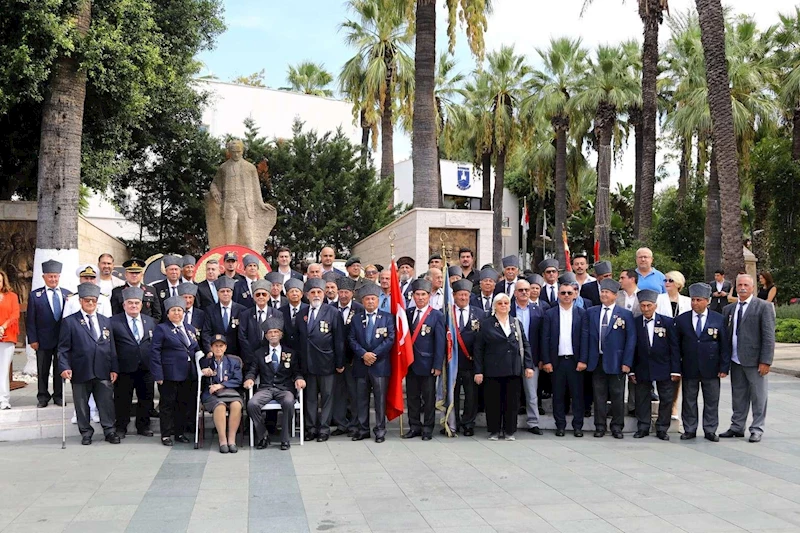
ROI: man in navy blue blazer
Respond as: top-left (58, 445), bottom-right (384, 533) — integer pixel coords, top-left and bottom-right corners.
top-left (629, 290), bottom-right (681, 440)
top-left (451, 279), bottom-right (485, 436)
top-left (111, 286), bottom-right (156, 437)
top-left (238, 280), bottom-right (277, 370)
top-left (233, 254), bottom-right (262, 309)
top-left (403, 279), bottom-right (445, 441)
top-left (510, 279), bottom-right (547, 435)
top-left (280, 279), bottom-right (308, 355)
top-left (349, 284), bottom-right (395, 442)
top-left (58, 283), bottom-right (120, 445)
top-left (470, 268), bottom-right (498, 314)
top-left (27, 259), bottom-right (72, 408)
top-left (542, 281), bottom-right (587, 436)
top-left (675, 283), bottom-right (731, 442)
top-left (332, 277), bottom-right (365, 437)
top-left (201, 276), bottom-right (247, 356)
top-left (179, 283), bottom-right (206, 333)
top-left (581, 278), bottom-right (636, 438)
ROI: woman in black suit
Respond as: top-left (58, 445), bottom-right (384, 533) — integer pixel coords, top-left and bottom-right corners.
top-left (474, 293), bottom-right (534, 441)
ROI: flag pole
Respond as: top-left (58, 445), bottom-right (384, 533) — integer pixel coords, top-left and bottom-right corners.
top-left (389, 230), bottom-right (403, 436)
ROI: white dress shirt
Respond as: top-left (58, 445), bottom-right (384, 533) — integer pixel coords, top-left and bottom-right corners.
top-left (498, 316), bottom-right (511, 336)
top-left (429, 289), bottom-right (444, 310)
top-left (339, 302), bottom-right (352, 323)
top-left (546, 284), bottom-right (558, 303)
top-left (558, 305), bottom-right (574, 356)
top-left (731, 295), bottom-right (754, 365)
top-left (126, 313), bottom-right (142, 342)
top-left (644, 315), bottom-right (655, 346)
top-left (48, 287), bottom-right (62, 315)
top-left (692, 310), bottom-right (707, 335)
top-left (623, 290), bottom-right (638, 312)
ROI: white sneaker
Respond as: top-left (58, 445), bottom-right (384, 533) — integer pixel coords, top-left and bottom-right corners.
top-left (488, 433), bottom-right (499, 441)
top-left (91, 411), bottom-right (100, 423)
top-left (71, 414), bottom-right (77, 424)
top-left (504, 434), bottom-right (516, 442)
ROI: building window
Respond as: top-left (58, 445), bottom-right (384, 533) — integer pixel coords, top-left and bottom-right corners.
top-left (443, 195), bottom-right (481, 210)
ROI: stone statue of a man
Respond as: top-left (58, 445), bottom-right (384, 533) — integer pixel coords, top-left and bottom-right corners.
top-left (206, 139), bottom-right (276, 251)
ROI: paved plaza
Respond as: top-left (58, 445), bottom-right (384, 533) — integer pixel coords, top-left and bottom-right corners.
top-left (1, 373), bottom-right (800, 533)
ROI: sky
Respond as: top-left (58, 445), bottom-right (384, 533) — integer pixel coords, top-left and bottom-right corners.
top-left (197, 0), bottom-right (793, 189)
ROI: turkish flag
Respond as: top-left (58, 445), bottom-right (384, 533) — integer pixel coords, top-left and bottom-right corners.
top-left (387, 261), bottom-right (414, 421)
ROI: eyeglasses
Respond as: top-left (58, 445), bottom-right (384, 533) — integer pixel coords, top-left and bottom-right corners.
top-left (545, 269), bottom-right (558, 274)
top-left (559, 291), bottom-right (574, 296)
top-left (515, 288), bottom-right (530, 292)
top-left (254, 292), bottom-right (269, 297)
top-left (666, 278), bottom-right (675, 283)
top-left (365, 270), bottom-right (378, 275)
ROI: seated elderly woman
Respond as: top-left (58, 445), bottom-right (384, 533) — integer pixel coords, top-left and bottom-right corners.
top-left (200, 334), bottom-right (244, 453)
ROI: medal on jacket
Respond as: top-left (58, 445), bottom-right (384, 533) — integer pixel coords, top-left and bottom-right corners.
top-left (159, 290), bottom-right (166, 299)
top-left (319, 320), bottom-right (329, 333)
top-left (282, 352), bottom-right (292, 368)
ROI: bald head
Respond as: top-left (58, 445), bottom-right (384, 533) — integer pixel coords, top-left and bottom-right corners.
top-left (320, 247), bottom-right (335, 268)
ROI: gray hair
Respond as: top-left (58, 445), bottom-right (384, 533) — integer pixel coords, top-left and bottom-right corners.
top-left (492, 293), bottom-right (511, 313)
top-left (736, 273), bottom-right (754, 285)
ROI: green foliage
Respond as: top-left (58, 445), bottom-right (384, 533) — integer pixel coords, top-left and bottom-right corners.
top-left (651, 185), bottom-right (706, 284)
top-left (771, 266), bottom-right (800, 305)
top-left (775, 318), bottom-right (800, 343)
top-left (606, 247), bottom-right (681, 282)
top-left (776, 304), bottom-right (800, 320)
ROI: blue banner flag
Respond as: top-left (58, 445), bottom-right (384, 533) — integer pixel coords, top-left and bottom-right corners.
top-left (436, 268), bottom-right (459, 437)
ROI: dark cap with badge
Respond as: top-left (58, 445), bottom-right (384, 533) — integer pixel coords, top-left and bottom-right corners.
top-left (210, 333), bottom-right (227, 346)
top-left (42, 259), bottom-right (63, 274)
top-left (345, 257), bottom-right (361, 267)
top-left (123, 258), bottom-right (145, 273)
top-left (224, 251), bottom-right (238, 262)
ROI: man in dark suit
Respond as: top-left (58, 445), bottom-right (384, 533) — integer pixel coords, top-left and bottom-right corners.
top-left (396, 256), bottom-right (416, 304)
top-left (245, 315), bottom-right (306, 450)
top-left (709, 269), bottom-right (732, 314)
top-left (110, 287), bottom-right (156, 437)
top-left (580, 260), bottom-right (612, 308)
top-left (221, 251), bottom-right (246, 282)
top-left (470, 268), bottom-right (498, 314)
top-left (239, 280), bottom-right (278, 365)
top-left (27, 259), bottom-right (72, 407)
top-left (539, 259), bottom-right (560, 307)
top-left (526, 273), bottom-right (552, 414)
top-left (494, 255), bottom-right (520, 297)
top-left (581, 278), bottom-right (636, 439)
top-left (280, 279), bottom-right (308, 354)
top-left (721, 274), bottom-right (775, 443)
top-left (298, 278), bottom-right (345, 441)
top-left (332, 277), bottom-right (364, 437)
top-left (541, 280), bottom-right (586, 436)
top-left (452, 279), bottom-right (485, 436)
top-left (201, 276), bottom-right (247, 356)
top-left (273, 246), bottom-right (304, 286)
top-left (511, 279), bottom-right (547, 435)
top-left (196, 259), bottom-right (220, 310)
top-left (58, 283), bottom-right (120, 445)
top-left (110, 258), bottom-right (161, 322)
top-left (179, 283), bottom-right (206, 332)
top-left (322, 272), bottom-right (340, 306)
top-left (320, 246), bottom-right (346, 277)
top-left (265, 272), bottom-right (289, 308)
top-left (629, 290), bottom-right (681, 440)
top-left (349, 284), bottom-right (395, 442)
top-left (233, 254), bottom-right (262, 308)
top-left (404, 279), bottom-right (445, 441)
top-left (675, 283), bottom-right (731, 442)
top-left (152, 255), bottom-right (183, 319)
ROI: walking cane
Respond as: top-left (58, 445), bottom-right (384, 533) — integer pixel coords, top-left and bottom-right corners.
top-left (61, 378), bottom-right (68, 449)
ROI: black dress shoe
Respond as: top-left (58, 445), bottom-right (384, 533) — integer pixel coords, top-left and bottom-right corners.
top-left (627, 409), bottom-right (636, 416)
top-left (104, 433), bottom-right (121, 444)
top-left (612, 431), bottom-right (624, 439)
top-left (720, 429), bottom-right (744, 438)
top-left (594, 430), bottom-right (605, 438)
top-left (280, 442), bottom-right (290, 450)
top-left (304, 432), bottom-right (317, 441)
top-left (316, 434), bottom-right (329, 442)
top-left (749, 433), bottom-right (762, 443)
top-left (421, 434), bottom-right (432, 441)
top-left (463, 428), bottom-right (474, 437)
top-left (704, 433), bottom-right (719, 442)
top-left (174, 434), bottom-right (190, 444)
top-left (161, 437), bottom-right (173, 446)
top-left (37, 401), bottom-right (48, 408)
top-left (574, 430), bottom-right (583, 437)
top-left (538, 407), bottom-right (545, 415)
top-left (375, 436), bottom-right (385, 443)
top-left (81, 435), bottom-right (92, 445)
top-left (351, 434), bottom-right (367, 441)
top-left (53, 399), bottom-right (63, 406)
top-left (331, 428), bottom-right (348, 436)
top-left (137, 429), bottom-right (154, 437)
top-left (555, 429), bottom-right (565, 437)
top-left (656, 431), bottom-right (669, 441)
top-left (681, 433), bottom-right (696, 440)
top-left (256, 437), bottom-right (270, 449)
top-left (403, 430), bottom-right (421, 439)
top-left (528, 427), bottom-right (543, 435)
top-left (633, 431), bottom-right (649, 438)
top-left (347, 430), bottom-right (358, 438)
top-left (148, 408), bottom-right (159, 418)
top-left (117, 433), bottom-right (126, 439)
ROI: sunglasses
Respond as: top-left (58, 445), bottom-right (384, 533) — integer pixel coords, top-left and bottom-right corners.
top-left (365, 270), bottom-right (378, 275)
top-left (515, 288), bottom-right (530, 292)
top-left (254, 292), bottom-right (269, 297)
top-left (545, 269), bottom-right (558, 274)
top-left (559, 291), bottom-right (574, 295)
top-left (666, 278), bottom-right (675, 283)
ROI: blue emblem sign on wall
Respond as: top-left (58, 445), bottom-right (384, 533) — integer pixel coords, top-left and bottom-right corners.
top-left (456, 166), bottom-right (471, 190)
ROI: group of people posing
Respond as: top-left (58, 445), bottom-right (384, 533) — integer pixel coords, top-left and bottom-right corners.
top-left (19, 244), bottom-right (775, 452)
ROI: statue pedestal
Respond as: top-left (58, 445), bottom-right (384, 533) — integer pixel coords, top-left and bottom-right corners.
top-left (351, 208), bottom-right (494, 267)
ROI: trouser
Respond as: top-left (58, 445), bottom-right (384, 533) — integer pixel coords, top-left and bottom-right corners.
top-left (0, 342), bottom-right (14, 406)
top-left (626, 376), bottom-right (636, 411)
top-left (332, 366), bottom-right (358, 432)
top-left (158, 380), bottom-right (191, 437)
top-left (552, 356), bottom-right (584, 430)
top-left (593, 359), bottom-right (625, 433)
top-left (248, 388), bottom-right (296, 444)
top-left (730, 363), bottom-right (768, 436)
top-left (522, 367), bottom-right (540, 428)
top-left (484, 376), bottom-right (520, 435)
top-left (635, 379), bottom-right (673, 433)
top-left (36, 348), bottom-right (62, 403)
top-left (72, 379), bottom-right (115, 438)
top-left (305, 373), bottom-right (335, 436)
top-left (114, 367), bottom-right (153, 433)
top-left (454, 369), bottom-right (477, 430)
top-left (682, 377), bottom-right (720, 435)
top-left (356, 375), bottom-right (388, 438)
top-left (583, 370), bottom-right (594, 412)
top-left (406, 371), bottom-right (436, 435)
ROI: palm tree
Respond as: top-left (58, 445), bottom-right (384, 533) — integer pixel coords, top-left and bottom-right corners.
top-left (621, 40), bottom-right (644, 219)
top-left (339, 56), bottom-right (379, 165)
top-left (284, 61), bottom-right (334, 96)
top-left (527, 37), bottom-right (589, 268)
top-left (453, 72), bottom-right (495, 211)
top-left (410, 0), bottom-right (490, 208)
top-left (774, 7), bottom-right (800, 159)
top-left (341, 0), bottom-right (414, 181)
top-left (572, 45), bottom-right (639, 256)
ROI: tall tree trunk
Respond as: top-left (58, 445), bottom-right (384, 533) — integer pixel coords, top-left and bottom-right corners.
top-left (637, 0), bottom-right (663, 242)
top-left (696, 0), bottom-right (745, 275)
top-left (35, 0), bottom-right (91, 292)
top-left (380, 71), bottom-right (394, 181)
top-left (360, 108), bottom-right (370, 165)
top-left (594, 103), bottom-right (614, 257)
top-left (704, 146), bottom-right (722, 279)
top-left (752, 169), bottom-right (770, 269)
top-left (630, 106), bottom-right (643, 237)
top-left (696, 130), bottom-right (708, 187)
top-left (436, 146), bottom-right (444, 208)
top-left (553, 116), bottom-right (569, 268)
top-left (412, 0), bottom-right (438, 208)
top-left (493, 146), bottom-right (507, 267)
top-left (793, 106), bottom-right (800, 160)
top-left (481, 150), bottom-right (492, 210)
top-left (677, 136), bottom-right (690, 205)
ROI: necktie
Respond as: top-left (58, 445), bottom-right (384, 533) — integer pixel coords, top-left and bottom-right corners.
top-left (736, 302), bottom-right (747, 334)
top-left (506, 282), bottom-right (512, 295)
top-left (50, 288), bottom-right (61, 320)
top-left (366, 313), bottom-right (375, 339)
top-left (185, 309), bottom-right (192, 326)
top-left (210, 282), bottom-right (218, 303)
top-left (600, 307), bottom-right (610, 353)
top-left (171, 286), bottom-right (177, 298)
top-left (696, 314), bottom-right (704, 337)
top-left (550, 286), bottom-right (556, 303)
top-left (86, 315), bottom-right (99, 340)
top-left (258, 310), bottom-right (264, 324)
top-left (178, 326), bottom-right (190, 347)
top-left (272, 300), bottom-right (278, 309)
top-left (645, 318), bottom-right (653, 346)
top-left (222, 306), bottom-right (229, 330)
top-left (413, 309), bottom-right (421, 327)
top-left (271, 348), bottom-right (279, 372)
top-left (132, 318), bottom-right (141, 342)
top-left (459, 308), bottom-right (466, 329)
top-left (483, 297), bottom-right (490, 312)
top-left (309, 307), bottom-right (318, 329)
top-left (291, 307), bottom-right (298, 324)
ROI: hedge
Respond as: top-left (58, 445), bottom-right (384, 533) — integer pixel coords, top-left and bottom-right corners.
top-left (776, 318), bottom-right (800, 344)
